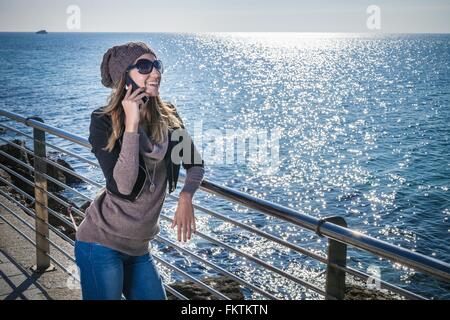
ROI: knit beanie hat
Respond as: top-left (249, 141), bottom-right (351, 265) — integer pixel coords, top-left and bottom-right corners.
top-left (100, 41), bottom-right (157, 88)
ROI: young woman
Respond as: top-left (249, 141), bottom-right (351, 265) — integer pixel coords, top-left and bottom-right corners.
top-left (74, 41), bottom-right (205, 300)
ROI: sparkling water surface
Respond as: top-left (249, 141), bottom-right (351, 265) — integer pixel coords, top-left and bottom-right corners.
top-left (0, 32), bottom-right (449, 299)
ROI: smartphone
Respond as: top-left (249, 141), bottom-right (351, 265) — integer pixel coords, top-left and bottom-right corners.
top-left (125, 73), bottom-right (149, 104)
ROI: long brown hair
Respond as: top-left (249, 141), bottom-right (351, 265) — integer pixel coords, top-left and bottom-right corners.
top-left (96, 72), bottom-right (182, 152)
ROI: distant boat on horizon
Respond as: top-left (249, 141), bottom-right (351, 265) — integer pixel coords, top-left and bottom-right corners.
top-left (36, 30), bottom-right (48, 34)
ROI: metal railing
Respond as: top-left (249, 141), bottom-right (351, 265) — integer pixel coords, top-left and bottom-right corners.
top-left (0, 109), bottom-right (449, 300)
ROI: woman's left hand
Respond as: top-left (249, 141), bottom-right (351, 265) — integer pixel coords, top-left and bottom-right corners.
top-left (171, 192), bottom-right (196, 242)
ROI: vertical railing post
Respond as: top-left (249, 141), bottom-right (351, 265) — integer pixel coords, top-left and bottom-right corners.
top-left (320, 216), bottom-right (348, 300)
top-left (28, 116), bottom-right (54, 273)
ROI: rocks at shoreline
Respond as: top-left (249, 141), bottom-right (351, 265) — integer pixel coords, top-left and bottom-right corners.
top-left (0, 139), bottom-right (83, 192)
top-left (167, 276), bottom-right (245, 300)
top-left (345, 275), bottom-right (403, 300)
top-left (0, 139), bottom-right (86, 239)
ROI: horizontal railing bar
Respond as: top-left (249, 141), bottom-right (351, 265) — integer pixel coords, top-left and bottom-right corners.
top-left (170, 192), bottom-right (422, 298)
top-left (160, 213), bottom-right (326, 296)
top-left (0, 110), bottom-right (91, 149)
top-left (0, 137), bottom-right (103, 188)
top-left (0, 213), bottom-right (78, 293)
top-left (319, 222), bottom-right (450, 282)
top-left (0, 210), bottom-right (75, 296)
top-left (38, 170), bottom-right (92, 202)
top-left (0, 123), bottom-right (35, 139)
top-left (180, 176), bottom-right (450, 282)
top-left (49, 252), bottom-right (188, 300)
top-left (154, 235), bottom-right (279, 300)
top-left (0, 210), bottom-right (74, 287)
top-left (0, 187), bottom-right (76, 245)
top-left (46, 253), bottom-right (78, 282)
top-left (152, 254), bottom-right (231, 300)
top-left (0, 162), bottom-right (86, 219)
top-left (48, 224), bottom-right (75, 247)
top-left (164, 285), bottom-right (189, 300)
top-left (2, 199), bottom-right (85, 276)
top-left (0, 175), bottom-right (78, 233)
top-left (167, 193), bottom-right (328, 264)
top-left (0, 123), bottom-right (100, 168)
top-left (0, 197), bottom-right (76, 262)
top-left (0, 213), bottom-right (37, 249)
top-left (342, 265), bottom-right (427, 300)
top-left (0, 149), bottom-right (92, 202)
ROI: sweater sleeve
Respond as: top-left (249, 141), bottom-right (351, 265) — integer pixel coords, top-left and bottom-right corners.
top-left (180, 165), bottom-right (205, 196)
top-left (88, 110), bottom-right (141, 196)
top-left (112, 132), bottom-right (140, 195)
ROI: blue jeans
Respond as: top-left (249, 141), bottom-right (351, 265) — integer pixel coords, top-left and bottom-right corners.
top-left (74, 240), bottom-right (167, 300)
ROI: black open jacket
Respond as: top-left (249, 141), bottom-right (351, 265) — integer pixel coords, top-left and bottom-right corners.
top-left (88, 105), bottom-right (204, 202)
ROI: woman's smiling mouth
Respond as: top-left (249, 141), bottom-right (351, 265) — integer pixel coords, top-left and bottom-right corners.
top-left (147, 81), bottom-right (159, 88)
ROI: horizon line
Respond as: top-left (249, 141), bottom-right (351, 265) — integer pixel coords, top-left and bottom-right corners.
top-left (1, 31), bottom-right (450, 35)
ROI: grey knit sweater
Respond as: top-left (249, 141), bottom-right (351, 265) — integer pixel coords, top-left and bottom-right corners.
top-left (76, 126), bottom-right (204, 256)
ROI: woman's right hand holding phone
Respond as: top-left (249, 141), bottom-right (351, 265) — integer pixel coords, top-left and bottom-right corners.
top-left (122, 86), bottom-right (149, 132)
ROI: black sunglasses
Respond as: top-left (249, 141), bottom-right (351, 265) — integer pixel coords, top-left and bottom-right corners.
top-left (126, 59), bottom-right (164, 75)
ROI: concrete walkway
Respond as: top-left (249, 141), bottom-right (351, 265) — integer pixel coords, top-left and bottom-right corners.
top-left (0, 193), bottom-right (81, 300)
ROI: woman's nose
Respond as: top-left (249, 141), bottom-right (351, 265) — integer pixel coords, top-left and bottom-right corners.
top-left (152, 65), bottom-right (162, 76)
top-left (145, 68), bottom-right (160, 81)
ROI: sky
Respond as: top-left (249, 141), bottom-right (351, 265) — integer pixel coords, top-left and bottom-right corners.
top-left (0, 0), bottom-right (449, 33)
